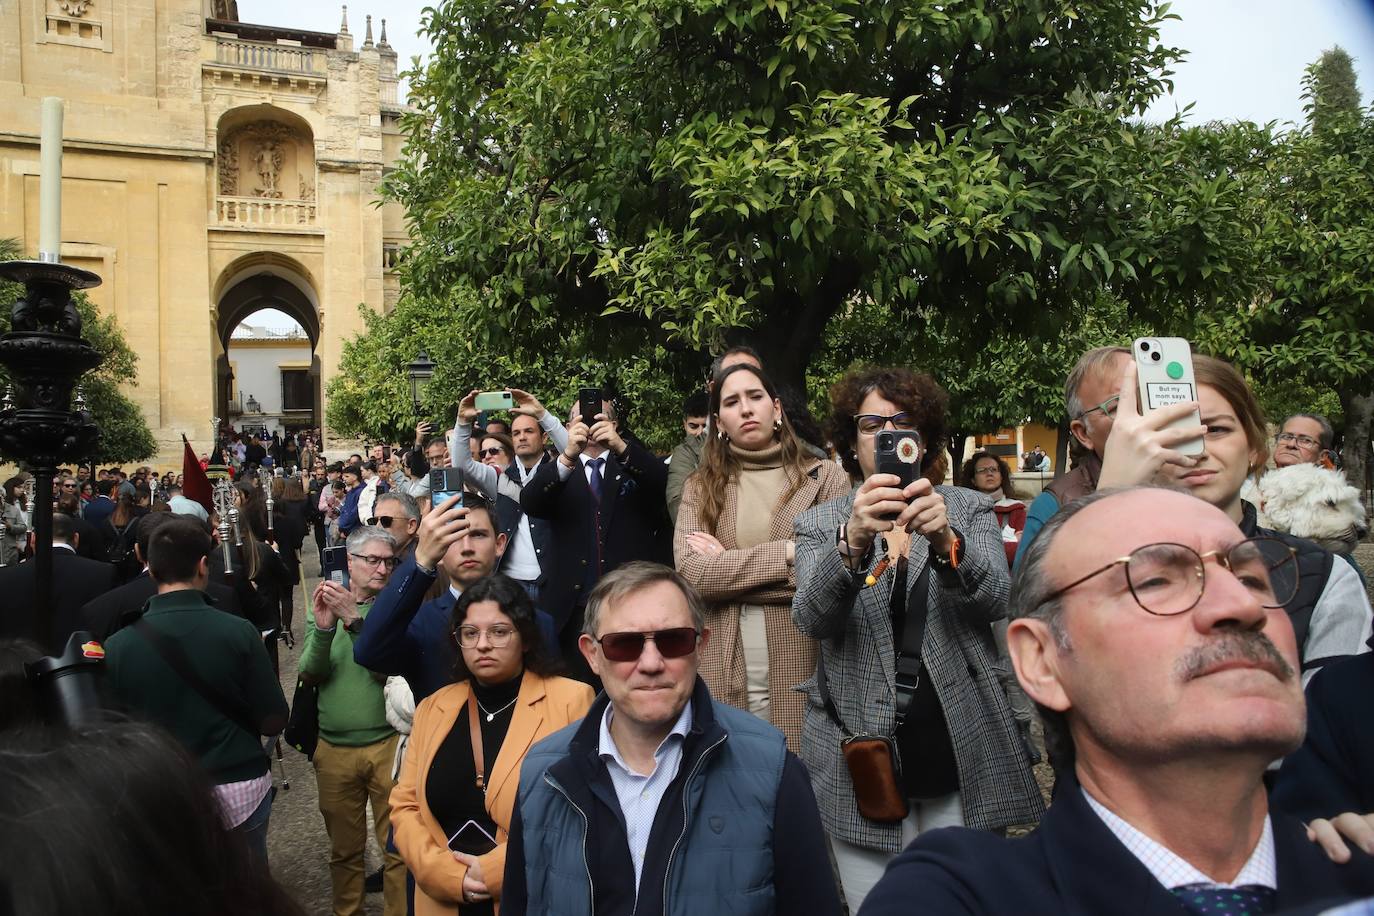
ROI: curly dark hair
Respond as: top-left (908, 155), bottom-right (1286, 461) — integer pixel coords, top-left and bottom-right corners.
top-left (957, 451), bottom-right (1021, 500)
top-left (827, 367), bottom-right (949, 482)
top-left (449, 574), bottom-right (559, 681)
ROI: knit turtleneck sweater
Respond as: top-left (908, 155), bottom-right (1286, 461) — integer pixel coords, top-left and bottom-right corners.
top-left (731, 441), bottom-right (788, 549)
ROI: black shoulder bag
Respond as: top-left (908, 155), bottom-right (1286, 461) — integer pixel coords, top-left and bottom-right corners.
top-left (131, 618), bottom-right (263, 740)
top-left (817, 561), bottom-right (930, 823)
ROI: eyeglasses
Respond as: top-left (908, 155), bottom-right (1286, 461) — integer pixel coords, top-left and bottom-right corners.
top-left (1038, 537), bottom-right (1299, 617)
top-left (366, 515), bottom-right (400, 529)
top-left (61, 483), bottom-right (77, 489)
top-left (853, 413), bottom-right (918, 436)
top-left (349, 553), bottom-right (400, 569)
top-left (1075, 394), bottom-right (1120, 422)
top-left (594, 627), bottom-right (700, 662)
top-left (453, 625), bottom-right (516, 648)
top-left (478, 448), bottom-right (506, 459)
top-left (1276, 432), bottom-right (1320, 450)
top-left (975, 466), bottom-right (1001, 476)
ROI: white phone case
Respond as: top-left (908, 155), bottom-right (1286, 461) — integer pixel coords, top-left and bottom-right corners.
top-left (1133, 337), bottom-right (1204, 456)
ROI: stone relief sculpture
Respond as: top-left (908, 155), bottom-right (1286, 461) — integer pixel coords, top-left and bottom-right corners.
top-left (215, 120), bottom-right (315, 201)
top-left (57, 0), bottom-right (92, 15)
top-left (254, 141), bottom-right (285, 198)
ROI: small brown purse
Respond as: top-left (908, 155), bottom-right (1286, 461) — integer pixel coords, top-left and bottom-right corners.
top-left (816, 561), bottom-right (932, 823)
top-left (840, 734), bottom-right (908, 822)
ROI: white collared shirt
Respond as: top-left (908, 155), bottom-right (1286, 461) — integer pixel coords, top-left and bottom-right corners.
top-left (598, 700), bottom-right (693, 894)
top-left (1082, 789), bottom-right (1277, 890)
top-left (554, 451), bottom-right (609, 487)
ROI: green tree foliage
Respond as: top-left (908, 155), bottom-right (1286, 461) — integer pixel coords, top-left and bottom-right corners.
top-left (325, 293), bottom-right (699, 452)
top-left (0, 240), bottom-right (156, 465)
top-left (386, 0), bottom-right (1264, 396)
top-left (1206, 48), bottom-right (1374, 485)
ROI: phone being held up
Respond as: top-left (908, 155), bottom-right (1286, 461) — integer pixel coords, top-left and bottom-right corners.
top-left (1132, 337), bottom-right (1204, 456)
top-left (322, 546), bottom-right (350, 591)
top-left (578, 387), bottom-right (603, 427)
top-left (874, 430), bottom-right (922, 522)
top-left (430, 467), bottom-right (464, 509)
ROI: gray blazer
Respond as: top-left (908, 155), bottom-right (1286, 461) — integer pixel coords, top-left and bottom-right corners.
top-left (791, 485), bottom-right (1044, 852)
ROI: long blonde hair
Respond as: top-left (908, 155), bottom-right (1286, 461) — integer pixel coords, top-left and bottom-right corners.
top-left (690, 364), bottom-right (811, 533)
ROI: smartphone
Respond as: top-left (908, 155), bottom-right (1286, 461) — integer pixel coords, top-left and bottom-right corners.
top-left (447, 818), bottom-right (498, 855)
top-left (578, 387), bottom-right (603, 425)
top-left (1133, 337), bottom-right (1204, 456)
top-left (429, 467), bottom-right (464, 509)
top-left (874, 430), bottom-right (922, 522)
top-left (322, 546), bottom-right (350, 590)
top-left (382, 445), bottom-right (392, 461)
top-left (475, 390), bottom-right (514, 412)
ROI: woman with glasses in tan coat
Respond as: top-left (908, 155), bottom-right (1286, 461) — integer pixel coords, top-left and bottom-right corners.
top-left (674, 363), bottom-right (850, 752)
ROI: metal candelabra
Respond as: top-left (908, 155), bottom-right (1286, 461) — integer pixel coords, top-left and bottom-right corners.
top-left (0, 259), bottom-right (103, 649)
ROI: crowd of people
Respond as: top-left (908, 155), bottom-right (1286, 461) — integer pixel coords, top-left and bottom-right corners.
top-left (3, 342), bottom-right (1374, 915)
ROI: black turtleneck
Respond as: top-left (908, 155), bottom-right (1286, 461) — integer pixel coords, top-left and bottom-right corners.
top-left (426, 672), bottom-right (524, 845)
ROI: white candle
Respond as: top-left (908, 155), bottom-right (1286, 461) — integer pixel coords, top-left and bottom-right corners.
top-left (39, 96), bottom-right (63, 261)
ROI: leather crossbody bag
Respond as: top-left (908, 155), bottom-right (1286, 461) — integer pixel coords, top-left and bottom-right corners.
top-left (817, 562), bottom-right (930, 823)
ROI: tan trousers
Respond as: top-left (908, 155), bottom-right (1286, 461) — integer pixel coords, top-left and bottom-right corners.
top-left (314, 735), bottom-right (406, 916)
top-left (739, 603), bottom-right (771, 719)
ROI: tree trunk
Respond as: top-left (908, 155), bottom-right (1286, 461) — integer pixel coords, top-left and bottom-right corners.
top-left (1340, 387), bottom-right (1374, 502)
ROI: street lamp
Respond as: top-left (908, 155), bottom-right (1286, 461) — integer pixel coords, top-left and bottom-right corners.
top-left (407, 350), bottom-right (435, 416)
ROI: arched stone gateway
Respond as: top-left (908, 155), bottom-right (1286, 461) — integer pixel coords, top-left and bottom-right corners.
top-left (214, 254), bottom-right (321, 436)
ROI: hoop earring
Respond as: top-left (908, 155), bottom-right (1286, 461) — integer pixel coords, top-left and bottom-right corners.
top-left (773, 418), bottom-right (782, 431)
top-left (718, 429), bottom-right (728, 441)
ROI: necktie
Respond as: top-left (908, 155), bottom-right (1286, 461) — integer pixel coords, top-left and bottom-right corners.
top-left (587, 457), bottom-right (605, 503)
top-left (1172, 884), bottom-right (1275, 916)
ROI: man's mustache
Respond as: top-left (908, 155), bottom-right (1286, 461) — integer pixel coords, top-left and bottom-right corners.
top-left (1176, 630), bottom-right (1296, 683)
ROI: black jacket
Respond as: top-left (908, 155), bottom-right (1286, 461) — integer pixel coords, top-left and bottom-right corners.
top-left (519, 438), bottom-right (671, 631)
top-left (862, 771), bottom-right (1374, 915)
top-left (0, 547), bottom-right (119, 651)
top-left (78, 571), bottom-right (243, 643)
top-left (1272, 638), bottom-right (1374, 822)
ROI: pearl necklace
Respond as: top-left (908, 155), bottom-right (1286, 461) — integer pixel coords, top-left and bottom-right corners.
top-left (476, 696), bottom-right (518, 722)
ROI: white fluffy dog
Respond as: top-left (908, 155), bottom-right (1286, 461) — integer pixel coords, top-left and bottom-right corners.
top-left (1249, 463), bottom-right (1368, 554)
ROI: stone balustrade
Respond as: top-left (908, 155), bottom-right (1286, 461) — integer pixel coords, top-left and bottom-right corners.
top-left (216, 196), bottom-right (317, 227)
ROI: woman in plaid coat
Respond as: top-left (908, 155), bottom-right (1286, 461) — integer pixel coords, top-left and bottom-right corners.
top-left (791, 367), bottom-right (1043, 911)
top-left (674, 363), bottom-right (850, 753)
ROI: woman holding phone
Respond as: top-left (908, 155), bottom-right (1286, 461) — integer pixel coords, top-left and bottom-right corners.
top-left (791, 366), bottom-right (1043, 910)
top-left (1101, 353), bottom-right (1372, 684)
top-left (674, 362), bottom-right (850, 752)
top-left (389, 575), bottom-right (593, 915)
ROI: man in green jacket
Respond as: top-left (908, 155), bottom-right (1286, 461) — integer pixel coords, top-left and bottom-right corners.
top-left (104, 515), bottom-right (288, 867)
top-left (301, 525), bottom-right (405, 916)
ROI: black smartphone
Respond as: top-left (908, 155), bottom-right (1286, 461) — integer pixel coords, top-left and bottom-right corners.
top-left (382, 445), bottom-right (392, 461)
top-left (447, 818), bottom-right (498, 855)
top-left (429, 467), bottom-right (464, 509)
top-left (578, 387), bottom-right (603, 426)
top-left (322, 546), bottom-right (350, 590)
top-left (874, 430), bottom-right (922, 521)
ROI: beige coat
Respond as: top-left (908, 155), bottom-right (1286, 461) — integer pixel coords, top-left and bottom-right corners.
top-left (675, 457), bottom-right (851, 752)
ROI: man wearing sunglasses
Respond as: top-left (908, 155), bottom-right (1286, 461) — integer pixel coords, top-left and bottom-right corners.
top-left (865, 486), bottom-right (1374, 915)
top-left (367, 491), bottom-right (420, 559)
top-left (504, 561), bottom-right (841, 915)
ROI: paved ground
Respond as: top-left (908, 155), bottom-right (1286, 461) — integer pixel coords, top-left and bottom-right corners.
top-left (267, 549), bottom-right (386, 916)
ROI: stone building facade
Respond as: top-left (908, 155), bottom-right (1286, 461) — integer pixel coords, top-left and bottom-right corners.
top-left (0, 0), bottom-right (407, 463)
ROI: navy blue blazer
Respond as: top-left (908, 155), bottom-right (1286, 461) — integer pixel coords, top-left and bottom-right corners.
top-left (860, 773), bottom-right (1374, 916)
top-left (1272, 640), bottom-right (1374, 822)
top-left (352, 554), bottom-right (558, 702)
top-left (519, 437), bottom-right (671, 632)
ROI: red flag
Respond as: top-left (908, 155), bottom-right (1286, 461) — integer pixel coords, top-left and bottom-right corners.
top-left (182, 434), bottom-right (214, 513)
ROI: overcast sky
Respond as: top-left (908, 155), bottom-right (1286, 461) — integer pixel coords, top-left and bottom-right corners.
top-left (236, 0), bottom-right (1374, 330)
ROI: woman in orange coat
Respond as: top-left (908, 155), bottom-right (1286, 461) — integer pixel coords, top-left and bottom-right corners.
top-left (390, 575), bottom-right (593, 915)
